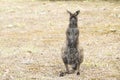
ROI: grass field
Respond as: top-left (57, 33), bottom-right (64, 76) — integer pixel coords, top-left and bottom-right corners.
top-left (0, 0), bottom-right (120, 80)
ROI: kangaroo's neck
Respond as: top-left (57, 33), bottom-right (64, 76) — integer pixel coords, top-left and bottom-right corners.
top-left (69, 22), bottom-right (78, 28)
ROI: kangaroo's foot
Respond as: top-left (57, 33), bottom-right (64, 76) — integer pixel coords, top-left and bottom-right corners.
top-left (77, 71), bottom-right (80, 75)
top-left (59, 71), bottom-right (65, 77)
top-left (59, 70), bottom-right (73, 77)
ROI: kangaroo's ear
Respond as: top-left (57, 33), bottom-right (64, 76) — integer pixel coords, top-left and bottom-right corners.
top-left (74, 10), bottom-right (80, 16)
top-left (67, 10), bottom-right (72, 16)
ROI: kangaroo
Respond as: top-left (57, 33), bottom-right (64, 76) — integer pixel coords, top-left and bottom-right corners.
top-left (60, 10), bottom-right (84, 77)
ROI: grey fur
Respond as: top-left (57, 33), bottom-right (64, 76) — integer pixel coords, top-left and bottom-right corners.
top-left (60, 10), bottom-right (84, 77)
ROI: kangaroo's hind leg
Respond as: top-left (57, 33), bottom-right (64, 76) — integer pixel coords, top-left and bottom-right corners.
top-left (60, 55), bottom-right (69, 77)
top-left (76, 63), bottom-right (80, 75)
top-left (76, 47), bottom-right (84, 75)
top-left (64, 63), bottom-right (75, 74)
top-left (59, 63), bottom-right (69, 77)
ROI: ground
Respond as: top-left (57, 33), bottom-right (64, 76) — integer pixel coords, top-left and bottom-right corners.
top-left (0, 0), bottom-right (120, 80)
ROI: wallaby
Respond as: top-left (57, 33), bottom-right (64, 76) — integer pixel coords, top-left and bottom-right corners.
top-left (60, 10), bottom-right (84, 77)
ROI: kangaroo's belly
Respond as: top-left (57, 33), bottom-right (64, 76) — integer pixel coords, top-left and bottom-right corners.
top-left (66, 48), bottom-right (79, 65)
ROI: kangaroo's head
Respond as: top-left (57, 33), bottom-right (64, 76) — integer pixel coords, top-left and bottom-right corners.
top-left (67, 10), bottom-right (80, 28)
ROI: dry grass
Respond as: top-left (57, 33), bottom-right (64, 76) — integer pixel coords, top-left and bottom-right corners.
top-left (0, 0), bottom-right (120, 80)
